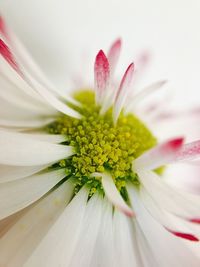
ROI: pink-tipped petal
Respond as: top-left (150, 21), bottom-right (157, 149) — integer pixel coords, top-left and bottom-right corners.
top-left (94, 50), bottom-right (110, 105)
top-left (176, 140), bottom-right (200, 162)
top-left (166, 229), bottom-right (199, 242)
top-left (0, 16), bottom-right (7, 38)
top-left (190, 219), bottom-right (200, 224)
top-left (107, 38), bottom-right (122, 75)
top-left (113, 63), bottom-right (134, 123)
top-left (95, 172), bottom-right (134, 217)
top-left (138, 170), bottom-right (200, 222)
top-left (134, 137), bottom-right (184, 171)
top-left (0, 39), bottom-right (20, 73)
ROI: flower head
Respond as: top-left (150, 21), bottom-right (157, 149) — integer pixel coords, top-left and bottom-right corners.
top-left (0, 16), bottom-right (200, 267)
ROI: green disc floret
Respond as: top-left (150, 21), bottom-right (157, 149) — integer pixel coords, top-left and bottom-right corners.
top-left (47, 90), bottom-right (157, 195)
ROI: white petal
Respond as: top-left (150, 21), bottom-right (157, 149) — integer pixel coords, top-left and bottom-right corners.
top-left (134, 222), bottom-right (160, 267)
top-left (113, 63), bottom-right (134, 123)
top-left (107, 38), bottom-right (121, 76)
top-left (164, 163), bottom-right (200, 194)
top-left (1, 21), bottom-right (78, 104)
top-left (23, 187), bottom-right (89, 267)
top-left (0, 209), bottom-right (26, 238)
top-left (133, 137), bottom-right (184, 171)
top-left (140, 187), bottom-right (200, 240)
top-left (66, 193), bottom-right (104, 267)
top-left (0, 169), bottom-right (67, 220)
top-left (0, 55), bottom-right (47, 104)
top-left (0, 41), bottom-right (80, 119)
top-left (0, 164), bottom-right (48, 183)
top-left (138, 170), bottom-right (200, 220)
top-left (0, 179), bottom-right (74, 267)
top-left (0, 74), bottom-right (54, 115)
top-left (0, 130), bottom-right (73, 166)
top-left (0, 118), bottom-right (54, 128)
top-left (20, 66), bottom-right (81, 119)
top-left (22, 133), bottom-right (66, 143)
top-left (100, 172), bottom-right (134, 217)
top-left (113, 211), bottom-right (143, 267)
top-left (125, 80), bottom-right (167, 113)
top-left (128, 185), bottom-right (200, 266)
top-left (89, 199), bottom-right (114, 267)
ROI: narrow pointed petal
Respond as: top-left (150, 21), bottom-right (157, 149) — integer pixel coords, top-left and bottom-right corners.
top-left (0, 38), bottom-right (80, 119)
top-left (1, 16), bottom-right (79, 105)
top-left (0, 169), bottom-right (67, 220)
top-left (0, 118), bottom-right (54, 128)
top-left (138, 170), bottom-right (200, 220)
top-left (19, 67), bottom-right (81, 118)
top-left (113, 211), bottom-right (143, 267)
top-left (90, 199), bottom-right (114, 267)
top-left (0, 179), bottom-right (74, 267)
top-left (113, 63), bottom-right (134, 123)
top-left (107, 38), bottom-right (122, 76)
top-left (128, 184), bottom-right (200, 266)
top-left (166, 229), bottom-right (199, 242)
top-left (66, 194), bottom-right (104, 267)
top-left (140, 187), bottom-right (200, 240)
top-left (125, 80), bottom-right (167, 113)
top-left (0, 164), bottom-right (48, 183)
top-left (176, 140), bottom-right (200, 162)
top-left (99, 172), bottom-right (134, 217)
top-left (23, 187), bottom-right (89, 267)
top-left (94, 50), bottom-right (110, 104)
top-left (0, 130), bottom-right (73, 166)
top-left (0, 16), bottom-right (7, 38)
top-left (22, 133), bottom-right (66, 143)
top-left (133, 137), bottom-right (184, 171)
top-left (0, 39), bottom-right (20, 73)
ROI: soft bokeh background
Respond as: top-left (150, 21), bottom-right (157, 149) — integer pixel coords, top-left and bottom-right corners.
top-left (0, 0), bottom-right (200, 108)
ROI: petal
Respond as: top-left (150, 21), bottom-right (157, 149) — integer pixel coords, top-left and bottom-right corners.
top-left (21, 133), bottom-right (66, 143)
top-left (107, 38), bottom-right (122, 76)
top-left (164, 163), bottom-right (200, 194)
top-left (0, 18), bottom-right (80, 117)
top-left (0, 130), bottom-right (73, 166)
top-left (140, 187), bottom-right (200, 240)
top-left (113, 63), bottom-right (134, 123)
top-left (138, 170), bottom-right (200, 220)
top-left (67, 194), bottom-right (104, 267)
top-left (0, 17), bottom-right (77, 103)
top-left (133, 137), bottom-right (184, 171)
top-left (94, 50), bottom-right (110, 105)
top-left (0, 118), bottom-right (54, 128)
top-left (0, 38), bottom-right (20, 73)
top-left (89, 199), bottom-right (114, 267)
top-left (176, 140), bottom-right (200, 162)
top-left (113, 211), bottom-right (143, 267)
top-left (0, 169), bottom-right (67, 220)
top-left (23, 187), bottom-right (88, 267)
top-left (125, 80), bottom-right (167, 114)
top-left (0, 179), bottom-right (74, 267)
top-left (99, 172), bottom-right (134, 217)
top-left (128, 185), bottom-right (200, 266)
top-left (0, 164), bottom-right (48, 183)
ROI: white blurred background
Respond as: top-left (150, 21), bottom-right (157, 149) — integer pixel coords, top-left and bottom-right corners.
top-left (0, 0), bottom-right (200, 108)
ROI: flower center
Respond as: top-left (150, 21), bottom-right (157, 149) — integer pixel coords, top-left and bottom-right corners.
top-left (47, 90), bottom-right (157, 195)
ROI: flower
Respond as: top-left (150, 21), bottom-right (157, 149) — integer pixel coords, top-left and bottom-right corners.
top-left (0, 16), bottom-right (200, 267)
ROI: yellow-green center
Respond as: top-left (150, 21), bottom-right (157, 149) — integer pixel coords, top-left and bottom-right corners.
top-left (47, 90), bottom-right (157, 195)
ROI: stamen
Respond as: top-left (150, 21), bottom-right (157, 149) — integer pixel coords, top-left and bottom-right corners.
top-left (47, 90), bottom-right (157, 196)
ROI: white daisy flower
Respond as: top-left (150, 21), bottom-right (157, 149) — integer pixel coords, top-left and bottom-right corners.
top-left (0, 16), bottom-right (200, 267)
